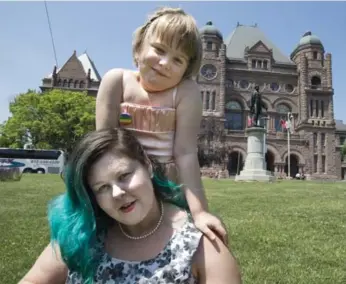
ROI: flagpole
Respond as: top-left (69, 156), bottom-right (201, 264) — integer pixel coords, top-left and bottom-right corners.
top-left (288, 125), bottom-right (291, 178)
top-left (262, 116), bottom-right (269, 169)
top-left (263, 119), bottom-right (266, 155)
top-left (287, 112), bottom-right (291, 178)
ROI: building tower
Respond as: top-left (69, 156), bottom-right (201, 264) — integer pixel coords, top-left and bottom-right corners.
top-left (291, 31), bottom-right (338, 179)
top-left (198, 21), bottom-right (226, 118)
top-left (196, 21), bottom-right (228, 173)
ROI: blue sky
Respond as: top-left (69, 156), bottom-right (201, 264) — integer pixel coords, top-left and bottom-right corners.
top-left (1, 1), bottom-right (345, 124)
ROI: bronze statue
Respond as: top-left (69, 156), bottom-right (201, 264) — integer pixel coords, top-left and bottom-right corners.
top-left (249, 85), bottom-right (267, 127)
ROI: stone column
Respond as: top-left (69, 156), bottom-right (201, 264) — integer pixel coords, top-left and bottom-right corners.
top-left (317, 132), bottom-right (322, 174)
top-left (219, 44), bottom-right (226, 116)
top-left (328, 97), bottom-right (334, 122)
top-left (300, 55), bottom-right (308, 122)
top-left (325, 53), bottom-right (335, 124)
top-left (325, 53), bottom-right (332, 89)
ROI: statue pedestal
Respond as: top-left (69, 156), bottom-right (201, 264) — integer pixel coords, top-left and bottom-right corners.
top-left (235, 127), bottom-right (276, 182)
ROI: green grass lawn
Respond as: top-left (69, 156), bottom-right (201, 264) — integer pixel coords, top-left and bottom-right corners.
top-left (1, 175), bottom-right (345, 284)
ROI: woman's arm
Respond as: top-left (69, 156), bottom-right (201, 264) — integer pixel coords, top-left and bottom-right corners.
top-left (19, 243), bottom-right (68, 284)
top-left (173, 79), bottom-right (208, 213)
top-left (194, 236), bottom-right (242, 284)
top-left (95, 68), bottom-right (124, 130)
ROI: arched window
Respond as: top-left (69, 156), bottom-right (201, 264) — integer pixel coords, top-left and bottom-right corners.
top-left (313, 51), bottom-right (318, 60)
top-left (311, 76), bottom-right (321, 89)
top-left (63, 79), bottom-right (67, 87)
top-left (275, 104), bottom-right (291, 132)
top-left (74, 80), bottom-right (79, 88)
top-left (68, 79), bottom-right (73, 88)
top-left (80, 81), bottom-right (85, 89)
top-left (225, 101), bottom-right (243, 130)
top-left (205, 91), bottom-right (210, 110)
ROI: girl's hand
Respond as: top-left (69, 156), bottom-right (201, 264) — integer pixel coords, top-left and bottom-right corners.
top-left (192, 211), bottom-right (229, 247)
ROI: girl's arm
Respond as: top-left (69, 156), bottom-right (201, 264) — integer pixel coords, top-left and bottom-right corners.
top-left (19, 243), bottom-right (68, 284)
top-left (95, 68), bottom-right (124, 130)
top-left (173, 79), bottom-right (207, 214)
top-left (174, 80), bottom-right (228, 244)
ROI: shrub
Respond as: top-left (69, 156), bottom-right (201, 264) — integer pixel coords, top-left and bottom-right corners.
top-left (0, 167), bottom-right (22, 182)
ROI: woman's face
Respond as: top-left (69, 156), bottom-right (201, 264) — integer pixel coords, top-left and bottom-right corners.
top-left (87, 150), bottom-right (155, 226)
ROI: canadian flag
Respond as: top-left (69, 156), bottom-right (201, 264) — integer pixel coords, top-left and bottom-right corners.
top-left (280, 119), bottom-right (292, 131)
top-left (247, 116), bottom-right (254, 127)
top-left (280, 119), bottom-right (287, 129)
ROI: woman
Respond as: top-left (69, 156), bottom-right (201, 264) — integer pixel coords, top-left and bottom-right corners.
top-left (19, 128), bottom-right (241, 284)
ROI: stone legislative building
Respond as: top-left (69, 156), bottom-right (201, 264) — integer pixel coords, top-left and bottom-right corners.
top-left (40, 23), bottom-right (346, 180)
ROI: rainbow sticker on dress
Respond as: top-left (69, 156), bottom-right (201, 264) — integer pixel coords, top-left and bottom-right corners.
top-left (119, 112), bottom-right (132, 125)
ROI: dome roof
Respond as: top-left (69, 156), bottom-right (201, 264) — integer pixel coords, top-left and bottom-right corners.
top-left (290, 31), bottom-right (324, 60)
top-left (200, 21), bottom-right (223, 39)
top-left (298, 31), bottom-right (323, 46)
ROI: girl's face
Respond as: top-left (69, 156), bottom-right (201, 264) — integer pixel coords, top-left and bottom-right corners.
top-left (136, 35), bottom-right (189, 92)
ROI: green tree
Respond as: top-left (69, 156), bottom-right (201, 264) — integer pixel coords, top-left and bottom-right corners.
top-left (0, 122), bottom-right (9, 146)
top-left (0, 89), bottom-right (96, 152)
top-left (342, 142), bottom-right (346, 161)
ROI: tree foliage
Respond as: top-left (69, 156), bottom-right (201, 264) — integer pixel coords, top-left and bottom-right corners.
top-left (0, 122), bottom-right (7, 146)
top-left (342, 142), bottom-right (346, 161)
top-left (0, 89), bottom-right (96, 152)
top-left (197, 117), bottom-right (228, 168)
top-left (197, 141), bottom-right (228, 168)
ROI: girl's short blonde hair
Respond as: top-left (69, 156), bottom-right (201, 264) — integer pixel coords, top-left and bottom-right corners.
top-left (132, 7), bottom-right (202, 79)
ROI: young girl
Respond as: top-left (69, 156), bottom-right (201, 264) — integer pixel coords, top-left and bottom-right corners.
top-left (96, 7), bottom-right (228, 245)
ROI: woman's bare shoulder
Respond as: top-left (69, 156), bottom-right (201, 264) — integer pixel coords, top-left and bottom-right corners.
top-left (193, 236), bottom-right (242, 284)
top-left (18, 242), bottom-right (68, 284)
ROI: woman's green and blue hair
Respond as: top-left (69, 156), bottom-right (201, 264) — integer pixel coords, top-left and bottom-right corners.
top-left (48, 128), bottom-right (188, 283)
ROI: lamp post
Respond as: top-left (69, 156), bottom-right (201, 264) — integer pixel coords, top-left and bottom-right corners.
top-left (286, 112), bottom-right (293, 178)
top-left (261, 115), bottom-right (270, 169)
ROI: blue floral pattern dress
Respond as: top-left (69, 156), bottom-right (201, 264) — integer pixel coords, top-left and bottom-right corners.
top-left (66, 218), bottom-right (202, 283)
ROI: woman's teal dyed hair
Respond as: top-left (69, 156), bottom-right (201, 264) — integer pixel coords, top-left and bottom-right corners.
top-left (48, 128), bottom-right (188, 283)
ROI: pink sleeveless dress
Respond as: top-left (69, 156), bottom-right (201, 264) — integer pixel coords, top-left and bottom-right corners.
top-left (119, 87), bottom-right (179, 182)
